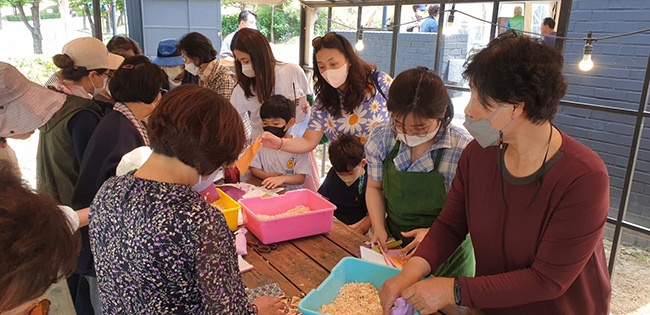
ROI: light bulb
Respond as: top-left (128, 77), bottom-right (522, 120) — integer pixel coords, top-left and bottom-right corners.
top-left (355, 39), bottom-right (365, 51)
top-left (579, 54), bottom-right (593, 71)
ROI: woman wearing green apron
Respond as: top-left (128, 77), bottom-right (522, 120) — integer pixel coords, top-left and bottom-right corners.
top-left (366, 67), bottom-right (475, 278)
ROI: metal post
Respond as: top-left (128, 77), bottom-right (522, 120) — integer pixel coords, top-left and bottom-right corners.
top-left (111, 0), bottom-right (117, 36)
top-left (92, 0), bottom-right (102, 40)
top-left (357, 6), bottom-right (363, 31)
top-left (433, 3), bottom-right (446, 74)
top-left (382, 6), bottom-right (388, 31)
top-left (327, 7), bottom-right (332, 32)
top-left (490, 1), bottom-right (500, 40)
top-left (608, 52), bottom-right (650, 278)
top-left (389, 4), bottom-right (401, 77)
top-left (555, 0), bottom-right (574, 52)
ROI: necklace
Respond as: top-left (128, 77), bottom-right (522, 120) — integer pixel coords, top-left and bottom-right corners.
top-left (499, 124), bottom-right (553, 211)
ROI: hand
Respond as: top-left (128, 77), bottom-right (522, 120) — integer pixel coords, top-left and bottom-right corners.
top-left (402, 277), bottom-right (455, 315)
top-left (370, 227), bottom-right (389, 251)
top-left (261, 176), bottom-right (285, 189)
top-left (301, 103), bottom-right (309, 114)
top-left (260, 132), bottom-right (282, 150)
top-left (400, 228), bottom-right (429, 257)
top-left (252, 295), bottom-right (286, 315)
top-left (350, 216), bottom-right (372, 235)
top-left (379, 273), bottom-right (420, 315)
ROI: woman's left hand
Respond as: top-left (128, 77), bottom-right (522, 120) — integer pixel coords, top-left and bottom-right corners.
top-left (400, 228), bottom-right (429, 256)
top-left (402, 277), bottom-right (455, 315)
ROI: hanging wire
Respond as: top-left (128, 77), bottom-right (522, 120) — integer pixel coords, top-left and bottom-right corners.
top-left (301, 3), bottom-right (650, 44)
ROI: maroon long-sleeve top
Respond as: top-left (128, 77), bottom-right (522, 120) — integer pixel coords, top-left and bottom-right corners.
top-left (416, 130), bottom-right (611, 314)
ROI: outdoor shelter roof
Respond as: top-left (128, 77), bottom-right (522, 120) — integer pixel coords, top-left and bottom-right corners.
top-left (300, 0), bottom-right (553, 8)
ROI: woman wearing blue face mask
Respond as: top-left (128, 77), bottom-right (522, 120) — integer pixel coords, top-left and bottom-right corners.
top-left (380, 33), bottom-right (611, 315)
top-left (365, 67), bottom-right (475, 280)
top-left (89, 85), bottom-right (286, 314)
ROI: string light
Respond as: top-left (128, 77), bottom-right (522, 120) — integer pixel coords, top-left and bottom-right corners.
top-left (355, 27), bottom-right (365, 51)
top-left (447, 4), bottom-right (456, 28)
top-left (579, 31), bottom-right (594, 72)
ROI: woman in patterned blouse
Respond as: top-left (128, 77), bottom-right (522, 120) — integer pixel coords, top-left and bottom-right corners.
top-left (89, 85), bottom-right (285, 314)
top-left (260, 32), bottom-right (391, 151)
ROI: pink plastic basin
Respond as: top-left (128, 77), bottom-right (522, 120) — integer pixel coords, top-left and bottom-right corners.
top-left (240, 189), bottom-right (336, 244)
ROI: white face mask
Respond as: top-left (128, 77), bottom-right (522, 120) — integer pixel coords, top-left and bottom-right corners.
top-left (168, 80), bottom-right (182, 90)
top-left (322, 63), bottom-right (349, 88)
top-left (396, 124), bottom-right (440, 147)
top-left (163, 66), bottom-right (184, 81)
top-left (185, 62), bottom-right (201, 76)
top-left (241, 63), bottom-right (255, 78)
top-left (193, 168), bottom-right (220, 193)
top-left (92, 76), bottom-right (108, 97)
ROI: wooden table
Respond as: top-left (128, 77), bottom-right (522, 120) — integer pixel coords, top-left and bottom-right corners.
top-left (241, 219), bottom-right (480, 315)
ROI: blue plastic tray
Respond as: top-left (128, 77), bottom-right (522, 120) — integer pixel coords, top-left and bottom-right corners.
top-left (298, 257), bottom-right (418, 315)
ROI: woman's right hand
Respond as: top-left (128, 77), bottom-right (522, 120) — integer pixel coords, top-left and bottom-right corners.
top-left (259, 132), bottom-right (282, 150)
top-left (371, 227), bottom-right (389, 251)
top-left (379, 273), bottom-right (418, 315)
top-left (252, 295), bottom-right (285, 315)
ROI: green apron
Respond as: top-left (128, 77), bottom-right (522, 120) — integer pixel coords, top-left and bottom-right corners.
top-left (383, 141), bottom-right (475, 278)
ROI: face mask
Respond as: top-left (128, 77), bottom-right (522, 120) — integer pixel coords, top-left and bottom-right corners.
top-left (92, 76), bottom-right (108, 97)
top-left (263, 125), bottom-right (286, 138)
top-left (242, 63), bottom-right (255, 78)
top-left (185, 62), bottom-right (201, 76)
top-left (395, 124), bottom-right (440, 147)
top-left (338, 167), bottom-right (365, 187)
top-left (322, 63), bottom-right (349, 88)
top-left (463, 106), bottom-right (515, 148)
top-left (193, 168), bottom-right (220, 193)
top-left (163, 66), bottom-right (184, 81)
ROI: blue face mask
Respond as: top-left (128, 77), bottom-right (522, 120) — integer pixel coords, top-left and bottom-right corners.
top-left (463, 105), bottom-right (515, 148)
top-left (193, 168), bottom-right (220, 192)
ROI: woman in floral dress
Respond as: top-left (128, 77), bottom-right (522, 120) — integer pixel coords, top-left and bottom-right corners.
top-left (260, 32), bottom-right (390, 152)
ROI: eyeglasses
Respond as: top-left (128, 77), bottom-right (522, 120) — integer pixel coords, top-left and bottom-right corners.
top-left (312, 32), bottom-right (340, 48)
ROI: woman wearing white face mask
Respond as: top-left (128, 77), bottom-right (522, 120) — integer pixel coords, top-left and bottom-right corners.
top-left (176, 32), bottom-right (235, 100)
top-left (89, 85), bottom-right (286, 315)
top-left (230, 28), bottom-right (313, 141)
top-left (365, 67), bottom-right (475, 280)
top-left (260, 31), bottom-right (390, 153)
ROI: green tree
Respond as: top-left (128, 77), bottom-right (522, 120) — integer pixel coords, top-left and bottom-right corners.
top-left (8, 0), bottom-right (43, 54)
top-left (67, 0), bottom-right (124, 35)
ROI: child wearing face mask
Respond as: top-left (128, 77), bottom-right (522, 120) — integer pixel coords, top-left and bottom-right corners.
top-left (317, 135), bottom-right (371, 235)
top-left (249, 95), bottom-right (311, 190)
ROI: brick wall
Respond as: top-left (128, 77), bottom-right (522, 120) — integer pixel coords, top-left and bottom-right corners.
top-left (335, 31), bottom-right (468, 79)
top-left (558, 0), bottom-right (650, 243)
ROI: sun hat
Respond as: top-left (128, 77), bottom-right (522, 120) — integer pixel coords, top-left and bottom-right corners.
top-left (0, 62), bottom-right (67, 137)
top-left (62, 37), bottom-right (124, 70)
top-left (152, 38), bottom-right (185, 67)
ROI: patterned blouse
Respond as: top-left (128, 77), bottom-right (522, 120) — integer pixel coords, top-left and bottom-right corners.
top-left (89, 173), bottom-right (254, 314)
top-left (200, 59), bottom-right (236, 100)
top-left (309, 71), bottom-right (391, 144)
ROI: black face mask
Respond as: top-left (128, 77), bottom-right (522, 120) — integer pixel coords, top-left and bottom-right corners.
top-left (263, 126), bottom-right (287, 138)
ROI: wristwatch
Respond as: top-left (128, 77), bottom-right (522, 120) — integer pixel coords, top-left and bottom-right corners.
top-left (454, 278), bottom-right (462, 306)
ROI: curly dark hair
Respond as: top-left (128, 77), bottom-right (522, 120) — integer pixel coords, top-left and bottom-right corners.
top-left (463, 32), bottom-right (567, 124)
top-left (109, 56), bottom-right (166, 104)
top-left (328, 134), bottom-right (364, 173)
top-left (312, 32), bottom-right (377, 117)
top-left (177, 32), bottom-right (217, 65)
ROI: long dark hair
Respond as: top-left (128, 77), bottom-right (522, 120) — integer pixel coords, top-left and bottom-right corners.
top-left (312, 32), bottom-right (376, 117)
top-left (231, 28), bottom-right (277, 104)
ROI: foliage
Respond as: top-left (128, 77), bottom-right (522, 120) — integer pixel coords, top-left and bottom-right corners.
top-left (9, 55), bottom-right (58, 85)
top-left (222, 13), bottom-right (238, 37)
top-left (4, 12), bottom-right (59, 20)
top-left (257, 3), bottom-right (302, 43)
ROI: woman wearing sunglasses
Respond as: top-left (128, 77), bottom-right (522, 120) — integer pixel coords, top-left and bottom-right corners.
top-left (365, 67), bottom-right (475, 279)
top-left (260, 32), bottom-right (390, 153)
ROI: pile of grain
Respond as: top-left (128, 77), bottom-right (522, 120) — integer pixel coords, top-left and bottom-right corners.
top-left (318, 282), bottom-right (382, 315)
top-left (257, 205), bottom-right (310, 219)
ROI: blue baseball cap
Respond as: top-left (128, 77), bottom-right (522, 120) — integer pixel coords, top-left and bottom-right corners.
top-left (417, 5), bottom-right (427, 11)
top-left (152, 38), bottom-right (184, 67)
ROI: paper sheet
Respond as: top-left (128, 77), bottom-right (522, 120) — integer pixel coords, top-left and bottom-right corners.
top-left (238, 255), bottom-right (254, 273)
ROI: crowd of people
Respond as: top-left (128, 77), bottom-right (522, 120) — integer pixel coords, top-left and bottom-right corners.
top-left (0, 8), bottom-right (609, 315)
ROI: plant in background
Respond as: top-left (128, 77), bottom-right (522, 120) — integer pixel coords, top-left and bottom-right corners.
top-left (9, 55), bottom-right (58, 85)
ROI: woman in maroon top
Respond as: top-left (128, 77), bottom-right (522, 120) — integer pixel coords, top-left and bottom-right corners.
top-left (379, 32), bottom-right (611, 314)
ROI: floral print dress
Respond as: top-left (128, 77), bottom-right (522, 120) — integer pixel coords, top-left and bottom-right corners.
top-left (309, 71), bottom-right (391, 144)
top-left (89, 173), bottom-right (254, 314)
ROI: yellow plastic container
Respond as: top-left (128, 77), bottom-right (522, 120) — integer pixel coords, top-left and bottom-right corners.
top-left (211, 188), bottom-right (241, 231)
